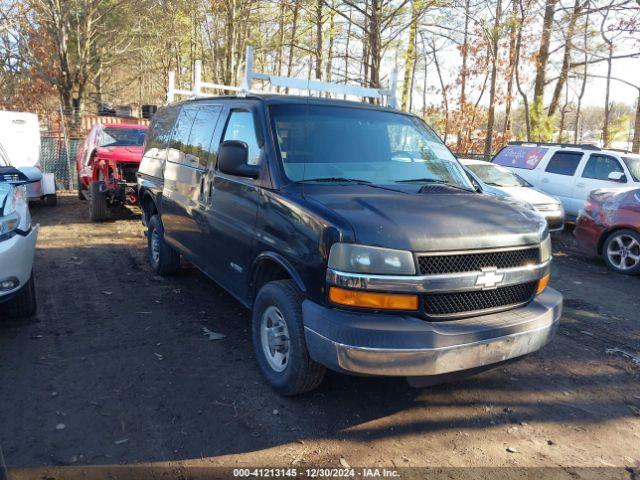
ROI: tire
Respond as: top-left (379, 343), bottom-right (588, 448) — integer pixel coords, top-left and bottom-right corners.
top-left (3, 273), bottom-right (37, 319)
top-left (78, 179), bottom-right (87, 200)
top-left (42, 194), bottom-right (57, 207)
top-left (252, 280), bottom-right (326, 396)
top-left (602, 229), bottom-right (640, 275)
top-left (89, 181), bottom-right (108, 222)
top-left (147, 215), bottom-right (180, 275)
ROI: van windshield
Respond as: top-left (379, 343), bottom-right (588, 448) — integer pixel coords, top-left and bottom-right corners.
top-left (270, 104), bottom-right (472, 189)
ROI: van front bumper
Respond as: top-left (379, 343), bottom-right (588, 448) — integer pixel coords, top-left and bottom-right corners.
top-left (302, 287), bottom-right (562, 377)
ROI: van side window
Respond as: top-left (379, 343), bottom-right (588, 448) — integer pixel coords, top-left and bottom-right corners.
top-left (582, 154), bottom-right (624, 181)
top-left (186, 106), bottom-right (222, 169)
top-left (222, 111), bottom-right (261, 166)
top-left (146, 106), bottom-right (180, 152)
top-left (545, 151), bottom-right (582, 176)
top-left (169, 106), bottom-right (198, 158)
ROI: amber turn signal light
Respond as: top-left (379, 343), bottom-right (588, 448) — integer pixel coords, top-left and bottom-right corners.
top-left (329, 287), bottom-right (419, 311)
top-left (536, 274), bottom-right (550, 294)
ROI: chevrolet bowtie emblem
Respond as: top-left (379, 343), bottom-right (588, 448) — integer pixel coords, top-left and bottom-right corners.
top-left (476, 268), bottom-right (504, 289)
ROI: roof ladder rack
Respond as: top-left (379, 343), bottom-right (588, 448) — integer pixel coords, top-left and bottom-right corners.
top-left (167, 45), bottom-right (398, 108)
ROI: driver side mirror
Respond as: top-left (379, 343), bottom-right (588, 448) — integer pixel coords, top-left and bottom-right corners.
top-left (218, 140), bottom-right (259, 179)
top-left (607, 171), bottom-right (626, 183)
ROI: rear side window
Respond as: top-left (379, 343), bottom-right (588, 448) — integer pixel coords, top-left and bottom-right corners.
top-left (186, 106), bottom-right (222, 169)
top-left (169, 106), bottom-right (199, 154)
top-left (493, 145), bottom-right (548, 170)
top-left (146, 106), bottom-right (180, 152)
top-left (582, 154), bottom-right (623, 180)
top-left (545, 151), bottom-right (582, 176)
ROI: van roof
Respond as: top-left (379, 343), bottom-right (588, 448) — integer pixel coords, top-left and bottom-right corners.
top-left (175, 94), bottom-right (403, 113)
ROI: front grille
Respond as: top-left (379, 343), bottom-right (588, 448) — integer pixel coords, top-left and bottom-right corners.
top-left (423, 281), bottom-right (537, 318)
top-left (119, 164), bottom-right (139, 184)
top-left (417, 247), bottom-right (540, 275)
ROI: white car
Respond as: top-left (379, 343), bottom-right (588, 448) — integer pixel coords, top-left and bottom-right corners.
top-left (0, 143), bottom-right (41, 318)
top-left (492, 142), bottom-right (640, 218)
top-left (461, 158), bottom-right (565, 232)
top-left (0, 111), bottom-right (57, 206)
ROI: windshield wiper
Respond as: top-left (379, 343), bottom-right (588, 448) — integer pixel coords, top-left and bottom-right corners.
top-left (394, 178), bottom-right (473, 192)
top-left (295, 177), bottom-right (372, 184)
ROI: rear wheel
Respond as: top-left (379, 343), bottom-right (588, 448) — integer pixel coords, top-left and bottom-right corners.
top-left (89, 181), bottom-right (108, 222)
top-left (42, 194), bottom-right (57, 206)
top-left (3, 273), bottom-right (37, 319)
top-left (602, 229), bottom-right (640, 275)
top-left (147, 215), bottom-right (180, 275)
top-left (252, 280), bottom-right (326, 396)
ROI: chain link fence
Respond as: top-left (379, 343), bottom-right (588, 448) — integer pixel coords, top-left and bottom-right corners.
top-left (40, 137), bottom-right (81, 189)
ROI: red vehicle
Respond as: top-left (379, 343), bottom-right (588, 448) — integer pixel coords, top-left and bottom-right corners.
top-left (574, 187), bottom-right (640, 275)
top-left (76, 123), bottom-right (148, 221)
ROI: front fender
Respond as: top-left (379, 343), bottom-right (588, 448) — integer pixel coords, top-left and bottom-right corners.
top-left (251, 251), bottom-right (306, 294)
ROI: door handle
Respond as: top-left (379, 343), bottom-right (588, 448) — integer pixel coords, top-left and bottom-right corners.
top-left (576, 182), bottom-right (585, 188)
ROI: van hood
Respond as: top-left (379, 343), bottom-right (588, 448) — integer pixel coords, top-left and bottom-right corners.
top-left (95, 145), bottom-right (143, 163)
top-left (301, 184), bottom-right (547, 252)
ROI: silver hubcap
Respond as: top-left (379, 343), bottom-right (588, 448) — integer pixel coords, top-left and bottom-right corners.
top-left (151, 229), bottom-right (161, 264)
top-left (260, 305), bottom-right (290, 372)
top-left (607, 234), bottom-right (640, 270)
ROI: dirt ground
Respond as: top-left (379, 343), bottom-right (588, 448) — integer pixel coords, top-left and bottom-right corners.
top-left (1, 192), bottom-right (640, 476)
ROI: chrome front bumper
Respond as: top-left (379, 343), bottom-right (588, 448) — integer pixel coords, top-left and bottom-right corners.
top-left (303, 288), bottom-right (562, 377)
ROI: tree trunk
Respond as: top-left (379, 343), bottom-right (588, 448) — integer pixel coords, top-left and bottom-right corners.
top-left (503, 0), bottom-right (517, 137)
top-left (368, 0), bottom-right (382, 88)
top-left (286, 0), bottom-right (300, 93)
top-left (456, 0), bottom-right (470, 151)
top-left (314, 0), bottom-right (323, 80)
top-left (548, 0), bottom-right (581, 117)
top-left (401, 0), bottom-right (419, 110)
top-left (574, 14), bottom-right (589, 144)
top-left (325, 7), bottom-right (335, 83)
top-left (531, 0), bottom-right (558, 132)
top-left (515, 0), bottom-right (531, 141)
top-left (432, 43), bottom-right (448, 143)
top-left (484, 0), bottom-right (502, 157)
top-left (603, 43), bottom-right (613, 147)
top-left (632, 91), bottom-right (640, 153)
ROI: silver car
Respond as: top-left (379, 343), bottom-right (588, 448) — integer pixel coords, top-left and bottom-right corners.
top-left (461, 158), bottom-right (565, 231)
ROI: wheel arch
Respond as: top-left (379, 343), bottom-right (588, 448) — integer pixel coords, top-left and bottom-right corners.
top-left (140, 190), bottom-right (159, 226)
top-left (597, 225), bottom-right (639, 254)
top-left (250, 252), bottom-right (306, 303)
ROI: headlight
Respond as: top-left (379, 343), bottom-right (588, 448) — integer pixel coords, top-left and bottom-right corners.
top-left (0, 212), bottom-right (20, 240)
top-left (328, 243), bottom-right (416, 275)
top-left (540, 235), bottom-right (552, 262)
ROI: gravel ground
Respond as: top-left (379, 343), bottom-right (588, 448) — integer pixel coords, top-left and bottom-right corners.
top-left (1, 193), bottom-right (639, 476)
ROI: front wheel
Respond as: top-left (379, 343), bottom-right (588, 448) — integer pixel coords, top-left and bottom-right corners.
top-left (147, 215), bottom-right (180, 275)
top-left (89, 181), bottom-right (108, 222)
top-left (3, 273), bottom-right (37, 319)
top-left (602, 229), bottom-right (640, 275)
top-left (252, 280), bottom-right (326, 396)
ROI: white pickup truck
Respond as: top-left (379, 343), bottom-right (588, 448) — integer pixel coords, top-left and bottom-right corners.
top-left (492, 142), bottom-right (640, 218)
